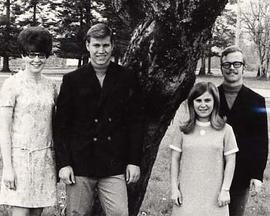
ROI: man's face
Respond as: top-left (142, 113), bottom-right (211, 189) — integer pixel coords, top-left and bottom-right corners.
top-left (86, 36), bottom-right (113, 69)
top-left (221, 51), bottom-right (244, 85)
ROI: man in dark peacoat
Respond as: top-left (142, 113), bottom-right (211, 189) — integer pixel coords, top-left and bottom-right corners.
top-left (161, 45), bottom-right (268, 216)
top-left (218, 45), bottom-right (268, 216)
top-left (54, 23), bottom-right (144, 216)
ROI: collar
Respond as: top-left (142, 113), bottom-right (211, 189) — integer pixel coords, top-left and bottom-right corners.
top-left (196, 121), bottom-right (211, 127)
top-left (222, 83), bottom-right (243, 93)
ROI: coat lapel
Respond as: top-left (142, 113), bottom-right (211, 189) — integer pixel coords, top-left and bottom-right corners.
top-left (81, 63), bottom-right (102, 95)
top-left (219, 84), bottom-right (246, 115)
top-left (219, 86), bottom-right (229, 117)
top-left (98, 62), bottom-right (119, 107)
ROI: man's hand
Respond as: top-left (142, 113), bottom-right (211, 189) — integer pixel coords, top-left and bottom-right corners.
top-left (126, 164), bottom-right (140, 184)
top-left (250, 179), bottom-right (262, 195)
top-left (2, 166), bottom-right (16, 190)
top-left (59, 166), bottom-right (75, 185)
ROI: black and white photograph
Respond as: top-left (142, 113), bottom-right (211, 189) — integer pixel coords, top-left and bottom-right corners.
top-left (0, 0), bottom-right (269, 215)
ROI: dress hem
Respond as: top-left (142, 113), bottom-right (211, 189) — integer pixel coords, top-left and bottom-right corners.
top-left (0, 201), bottom-right (57, 208)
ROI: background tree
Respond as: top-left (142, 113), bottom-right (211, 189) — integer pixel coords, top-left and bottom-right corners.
top-left (0, 0), bottom-right (21, 72)
top-left (91, 0), bottom-right (230, 215)
top-left (212, 6), bottom-right (236, 51)
top-left (0, 0), bottom-right (59, 72)
top-left (198, 5), bottom-right (236, 75)
top-left (52, 0), bottom-right (96, 66)
top-left (241, 0), bottom-right (270, 78)
top-left (20, 0), bottom-right (57, 27)
top-left (53, 0), bottom-right (132, 66)
top-left (97, 0), bottom-right (133, 63)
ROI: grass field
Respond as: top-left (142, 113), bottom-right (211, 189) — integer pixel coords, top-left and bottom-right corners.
top-left (0, 74), bottom-right (270, 215)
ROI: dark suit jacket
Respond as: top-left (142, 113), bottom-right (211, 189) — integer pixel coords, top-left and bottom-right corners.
top-left (54, 62), bottom-right (144, 178)
top-left (218, 85), bottom-right (268, 191)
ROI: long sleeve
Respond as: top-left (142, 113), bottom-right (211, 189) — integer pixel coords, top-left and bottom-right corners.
top-left (126, 71), bottom-right (144, 166)
top-left (250, 97), bottom-right (269, 181)
top-left (53, 75), bottom-right (73, 170)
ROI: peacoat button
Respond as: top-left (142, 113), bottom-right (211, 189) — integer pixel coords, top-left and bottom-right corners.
top-left (93, 137), bottom-right (98, 142)
top-left (94, 118), bottom-right (98, 123)
top-left (107, 136), bottom-right (112, 141)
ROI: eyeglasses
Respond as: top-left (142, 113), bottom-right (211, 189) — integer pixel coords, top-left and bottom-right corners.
top-left (27, 52), bottom-right (47, 59)
top-left (221, 61), bottom-right (244, 69)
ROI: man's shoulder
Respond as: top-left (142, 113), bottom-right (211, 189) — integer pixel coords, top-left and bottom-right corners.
top-left (218, 84), bottom-right (264, 101)
top-left (109, 61), bottom-right (128, 74)
top-left (242, 85), bottom-right (265, 101)
top-left (63, 63), bottom-right (91, 79)
top-left (110, 62), bottom-right (137, 80)
top-left (110, 61), bottom-right (124, 69)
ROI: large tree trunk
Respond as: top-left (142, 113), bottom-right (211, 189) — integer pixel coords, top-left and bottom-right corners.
top-left (93, 1), bottom-right (228, 215)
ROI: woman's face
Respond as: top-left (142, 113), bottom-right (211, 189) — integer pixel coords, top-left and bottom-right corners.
top-left (193, 91), bottom-right (214, 122)
top-left (22, 52), bottom-right (47, 74)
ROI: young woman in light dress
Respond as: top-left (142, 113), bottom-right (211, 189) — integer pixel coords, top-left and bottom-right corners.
top-left (0, 26), bottom-right (57, 216)
top-left (170, 82), bottom-right (239, 216)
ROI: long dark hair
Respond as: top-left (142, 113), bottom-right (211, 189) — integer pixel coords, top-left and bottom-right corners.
top-left (17, 26), bottom-right (52, 58)
top-left (181, 82), bottom-right (226, 134)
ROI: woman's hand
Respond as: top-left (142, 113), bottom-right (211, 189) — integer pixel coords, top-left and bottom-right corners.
top-left (2, 166), bottom-right (16, 190)
top-left (171, 187), bottom-right (183, 207)
top-left (218, 189), bottom-right (230, 207)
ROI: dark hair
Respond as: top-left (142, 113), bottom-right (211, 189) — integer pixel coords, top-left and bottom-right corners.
top-left (17, 26), bottom-right (52, 58)
top-left (220, 45), bottom-right (245, 65)
top-left (181, 82), bottom-right (226, 134)
top-left (85, 23), bottom-right (113, 43)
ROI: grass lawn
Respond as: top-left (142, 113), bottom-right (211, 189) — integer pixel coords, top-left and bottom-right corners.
top-left (138, 75), bottom-right (270, 216)
top-left (0, 74), bottom-right (270, 215)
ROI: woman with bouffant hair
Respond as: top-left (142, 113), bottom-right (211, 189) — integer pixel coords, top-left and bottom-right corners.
top-left (170, 82), bottom-right (238, 216)
top-left (0, 26), bottom-right (57, 216)
top-left (17, 26), bottom-right (52, 58)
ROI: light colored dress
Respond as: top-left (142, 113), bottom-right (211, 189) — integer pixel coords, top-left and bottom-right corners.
top-left (169, 121), bottom-right (239, 216)
top-left (0, 71), bottom-right (57, 208)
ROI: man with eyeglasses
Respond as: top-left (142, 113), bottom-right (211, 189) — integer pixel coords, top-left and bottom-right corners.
top-left (218, 45), bottom-right (268, 216)
top-left (162, 45), bottom-right (268, 216)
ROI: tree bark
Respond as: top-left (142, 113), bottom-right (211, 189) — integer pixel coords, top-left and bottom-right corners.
top-left (207, 42), bottom-right (212, 74)
top-left (1, 55), bottom-right (11, 72)
top-left (1, 0), bottom-right (11, 72)
top-left (77, 58), bottom-right (82, 68)
top-left (33, 2), bottom-right (37, 26)
top-left (93, 0), bottom-right (228, 215)
top-left (199, 53), bottom-right (206, 75)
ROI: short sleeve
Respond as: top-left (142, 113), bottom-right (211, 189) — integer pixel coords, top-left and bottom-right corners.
top-left (169, 128), bottom-right (183, 152)
top-left (224, 124), bottom-right (239, 156)
top-left (0, 76), bottom-right (17, 108)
